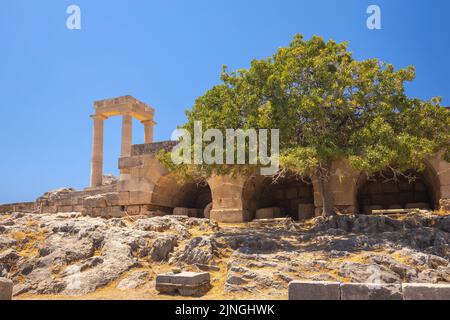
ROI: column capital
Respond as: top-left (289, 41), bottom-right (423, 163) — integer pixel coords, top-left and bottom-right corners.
top-left (141, 119), bottom-right (156, 126)
top-left (90, 114), bottom-right (108, 121)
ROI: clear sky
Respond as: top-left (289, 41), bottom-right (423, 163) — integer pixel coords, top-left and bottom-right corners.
top-left (0, 0), bottom-right (449, 203)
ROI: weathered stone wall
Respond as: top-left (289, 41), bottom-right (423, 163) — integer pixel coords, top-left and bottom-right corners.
top-left (357, 172), bottom-right (432, 214)
top-left (2, 140), bottom-right (448, 222)
top-left (289, 281), bottom-right (450, 300)
top-left (0, 202), bottom-right (36, 213)
top-left (37, 185), bottom-right (116, 214)
top-left (131, 141), bottom-right (177, 157)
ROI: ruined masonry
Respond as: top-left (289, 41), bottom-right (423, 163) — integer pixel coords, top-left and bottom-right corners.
top-left (1, 95), bottom-right (449, 222)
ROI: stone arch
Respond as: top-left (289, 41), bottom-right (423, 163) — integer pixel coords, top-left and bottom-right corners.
top-left (150, 173), bottom-right (212, 217)
top-left (242, 174), bottom-right (315, 220)
top-left (355, 165), bottom-right (440, 214)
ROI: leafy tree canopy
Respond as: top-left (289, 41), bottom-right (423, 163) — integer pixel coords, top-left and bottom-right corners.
top-left (159, 34), bottom-right (449, 215)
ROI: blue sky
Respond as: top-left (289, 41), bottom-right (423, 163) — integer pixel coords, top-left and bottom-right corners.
top-left (0, 0), bottom-right (449, 203)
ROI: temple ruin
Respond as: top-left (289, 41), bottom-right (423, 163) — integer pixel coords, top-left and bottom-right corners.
top-left (1, 95), bottom-right (449, 222)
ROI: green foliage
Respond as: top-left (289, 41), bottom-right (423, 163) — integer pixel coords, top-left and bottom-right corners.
top-left (159, 34), bottom-right (449, 183)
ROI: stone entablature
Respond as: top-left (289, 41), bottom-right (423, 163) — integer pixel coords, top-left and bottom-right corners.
top-left (94, 95), bottom-right (155, 119)
top-left (131, 141), bottom-right (178, 157)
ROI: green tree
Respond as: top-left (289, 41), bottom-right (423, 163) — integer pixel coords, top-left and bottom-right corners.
top-left (160, 34), bottom-right (449, 216)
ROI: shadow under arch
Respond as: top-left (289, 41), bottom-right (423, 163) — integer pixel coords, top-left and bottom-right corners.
top-left (150, 173), bottom-right (212, 217)
top-left (355, 163), bottom-right (441, 214)
top-left (242, 173), bottom-right (315, 220)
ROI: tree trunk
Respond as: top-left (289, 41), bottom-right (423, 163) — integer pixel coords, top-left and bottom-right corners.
top-left (318, 168), bottom-right (336, 217)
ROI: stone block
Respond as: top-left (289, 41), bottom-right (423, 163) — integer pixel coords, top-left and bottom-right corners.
top-left (156, 272), bottom-right (211, 297)
top-left (126, 205), bottom-right (141, 215)
top-left (83, 195), bottom-right (107, 208)
top-left (255, 207), bottom-right (281, 219)
top-left (72, 205), bottom-right (84, 212)
top-left (288, 281), bottom-right (340, 300)
top-left (104, 193), bottom-right (119, 206)
top-left (210, 209), bottom-right (250, 223)
top-left (129, 191), bottom-right (151, 205)
top-left (298, 204), bottom-right (315, 220)
top-left (40, 206), bottom-right (57, 214)
top-left (441, 185), bottom-right (450, 199)
top-left (110, 206), bottom-right (124, 217)
top-left (118, 156), bottom-right (143, 170)
top-left (118, 192), bottom-right (130, 206)
top-left (403, 283), bottom-right (450, 300)
top-left (340, 283), bottom-right (403, 300)
top-left (405, 202), bottom-right (430, 210)
top-left (92, 207), bottom-right (109, 217)
top-left (54, 197), bottom-right (78, 206)
top-left (0, 277), bottom-right (13, 300)
top-left (57, 205), bottom-right (74, 213)
top-left (173, 207), bottom-right (200, 217)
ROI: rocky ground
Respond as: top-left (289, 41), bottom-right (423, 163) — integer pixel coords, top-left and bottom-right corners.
top-left (1, 210), bottom-right (450, 300)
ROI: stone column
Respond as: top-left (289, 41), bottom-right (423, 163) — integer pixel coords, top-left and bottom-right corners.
top-left (142, 120), bottom-right (155, 144)
top-left (208, 174), bottom-right (249, 223)
top-left (90, 115), bottom-right (106, 187)
top-left (121, 112), bottom-right (133, 157)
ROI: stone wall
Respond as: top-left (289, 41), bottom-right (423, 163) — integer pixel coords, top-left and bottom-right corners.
top-left (37, 185), bottom-right (116, 214)
top-left (1, 141), bottom-right (448, 223)
top-left (358, 172), bottom-right (432, 214)
top-left (0, 202), bottom-right (36, 213)
top-left (289, 281), bottom-right (450, 300)
top-left (131, 140), bottom-right (178, 157)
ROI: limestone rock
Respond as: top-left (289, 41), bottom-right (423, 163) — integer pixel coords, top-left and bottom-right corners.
top-left (117, 271), bottom-right (151, 290)
top-left (172, 236), bottom-right (220, 269)
top-left (150, 236), bottom-right (177, 262)
top-left (338, 262), bottom-right (401, 283)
